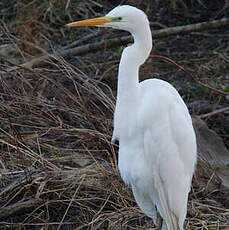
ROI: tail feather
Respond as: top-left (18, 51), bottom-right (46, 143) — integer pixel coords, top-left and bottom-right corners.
top-left (155, 172), bottom-right (180, 230)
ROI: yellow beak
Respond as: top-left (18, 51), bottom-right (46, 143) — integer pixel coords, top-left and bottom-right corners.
top-left (65, 16), bottom-right (112, 27)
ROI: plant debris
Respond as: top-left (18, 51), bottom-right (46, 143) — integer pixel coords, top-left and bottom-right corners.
top-left (0, 0), bottom-right (229, 229)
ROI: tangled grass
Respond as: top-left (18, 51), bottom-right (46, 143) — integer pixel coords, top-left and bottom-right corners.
top-left (0, 53), bottom-right (229, 229)
top-left (1, 0), bottom-right (229, 229)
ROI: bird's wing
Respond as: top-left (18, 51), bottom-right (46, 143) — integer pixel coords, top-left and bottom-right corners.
top-left (140, 79), bottom-right (196, 213)
top-left (143, 129), bottom-right (180, 230)
top-left (140, 79), bottom-right (196, 229)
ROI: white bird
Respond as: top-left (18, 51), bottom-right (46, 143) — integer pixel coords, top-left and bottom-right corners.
top-left (66, 5), bottom-right (197, 230)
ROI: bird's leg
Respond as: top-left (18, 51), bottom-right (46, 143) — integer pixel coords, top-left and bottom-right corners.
top-left (161, 221), bottom-right (168, 230)
top-left (111, 131), bottom-right (118, 144)
top-left (156, 211), bottom-right (163, 230)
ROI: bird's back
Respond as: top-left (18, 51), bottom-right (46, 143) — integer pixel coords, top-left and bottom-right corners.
top-left (139, 78), bottom-right (196, 176)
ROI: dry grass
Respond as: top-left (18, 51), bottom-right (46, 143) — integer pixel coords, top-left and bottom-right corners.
top-left (1, 42), bottom-right (229, 230)
top-left (1, 0), bottom-right (229, 229)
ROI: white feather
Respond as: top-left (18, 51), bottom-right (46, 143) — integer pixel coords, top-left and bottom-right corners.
top-left (107, 6), bottom-right (197, 229)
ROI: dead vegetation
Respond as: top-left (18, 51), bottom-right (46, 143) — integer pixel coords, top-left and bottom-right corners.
top-left (0, 0), bottom-right (229, 229)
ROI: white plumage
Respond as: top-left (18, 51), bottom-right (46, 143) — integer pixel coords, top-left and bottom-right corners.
top-left (66, 5), bottom-right (197, 230)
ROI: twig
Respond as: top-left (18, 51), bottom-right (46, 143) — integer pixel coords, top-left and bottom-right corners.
top-left (63, 30), bottom-right (103, 50)
top-left (0, 198), bottom-right (43, 218)
top-left (191, 32), bottom-right (229, 38)
top-left (150, 55), bottom-right (229, 96)
top-left (3, 17), bottom-right (229, 71)
top-left (57, 176), bottom-right (85, 230)
top-left (150, 17), bottom-right (229, 37)
top-left (199, 106), bottom-right (229, 118)
top-left (2, 36), bottom-right (131, 71)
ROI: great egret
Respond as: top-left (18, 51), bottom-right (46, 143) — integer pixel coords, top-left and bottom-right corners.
top-left (66, 5), bottom-right (197, 230)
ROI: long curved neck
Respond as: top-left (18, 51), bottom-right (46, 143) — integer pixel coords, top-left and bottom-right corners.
top-left (117, 24), bottom-right (152, 104)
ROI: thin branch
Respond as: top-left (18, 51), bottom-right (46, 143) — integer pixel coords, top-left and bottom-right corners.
top-left (191, 32), bottom-right (229, 38)
top-left (62, 30), bottom-right (103, 50)
top-left (3, 17), bottom-right (229, 71)
top-left (199, 106), bottom-right (229, 118)
top-left (150, 55), bottom-right (229, 96)
top-left (150, 17), bottom-right (229, 37)
top-left (0, 198), bottom-right (43, 218)
top-left (57, 176), bottom-right (85, 230)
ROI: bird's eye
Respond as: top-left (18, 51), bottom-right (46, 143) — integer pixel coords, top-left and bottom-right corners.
top-left (112, 17), bottom-right (122, 22)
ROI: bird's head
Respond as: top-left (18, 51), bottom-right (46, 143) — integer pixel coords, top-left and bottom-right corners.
top-left (65, 5), bottom-right (149, 33)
